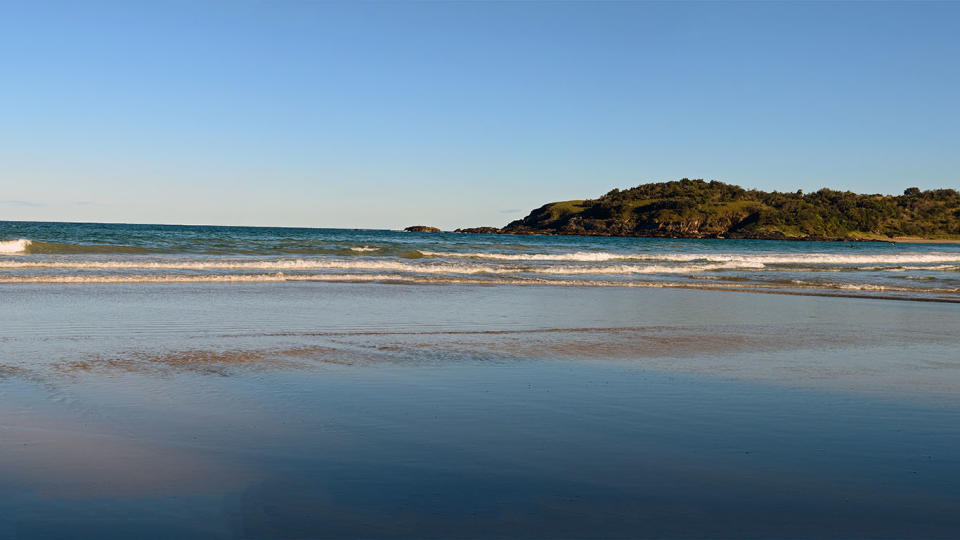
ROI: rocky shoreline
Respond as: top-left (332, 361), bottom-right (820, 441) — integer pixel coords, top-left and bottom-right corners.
top-left (408, 224), bottom-right (883, 241)
top-left (458, 227), bottom-right (889, 242)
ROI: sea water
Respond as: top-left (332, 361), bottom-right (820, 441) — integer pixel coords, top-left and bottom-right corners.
top-left (2, 221), bottom-right (960, 301)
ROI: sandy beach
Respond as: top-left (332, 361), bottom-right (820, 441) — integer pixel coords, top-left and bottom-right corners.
top-left (2, 281), bottom-right (959, 538)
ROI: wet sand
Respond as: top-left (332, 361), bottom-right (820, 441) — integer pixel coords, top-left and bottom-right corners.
top-left (1, 283), bottom-right (959, 538)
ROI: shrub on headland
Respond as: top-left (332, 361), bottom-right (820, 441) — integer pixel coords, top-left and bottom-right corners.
top-left (497, 179), bottom-right (960, 240)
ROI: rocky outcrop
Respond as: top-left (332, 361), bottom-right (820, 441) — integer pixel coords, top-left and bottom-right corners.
top-left (454, 227), bottom-right (501, 234)
top-left (403, 225), bottom-right (442, 233)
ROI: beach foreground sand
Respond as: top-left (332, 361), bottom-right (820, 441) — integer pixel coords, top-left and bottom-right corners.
top-left (2, 282), bottom-right (959, 539)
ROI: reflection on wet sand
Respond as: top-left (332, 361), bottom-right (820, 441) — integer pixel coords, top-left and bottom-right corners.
top-left (0, 321), bottom-right (951, 404)
top-left (0, 407), bottom-right (253, 500)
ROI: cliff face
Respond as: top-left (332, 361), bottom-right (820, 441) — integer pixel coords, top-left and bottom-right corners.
top-left (498, 179), bottom-right (960, 241)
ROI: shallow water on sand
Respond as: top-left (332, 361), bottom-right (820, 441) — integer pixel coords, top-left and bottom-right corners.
top-left (1, 283), bottom-right (959, 538)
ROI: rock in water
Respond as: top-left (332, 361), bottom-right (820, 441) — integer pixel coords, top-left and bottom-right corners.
top-left (454, 227), bottom-right (501, 234)
top-left (403, 225), bottom-right (442, 233)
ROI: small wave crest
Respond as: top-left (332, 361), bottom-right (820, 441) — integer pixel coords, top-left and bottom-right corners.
top-left (1, 273), bottom-right (956, 300)
top-left (418, 250), bottom-right (643, 262)
top-left (0, 239), bottom-right (156, 255)
top-left (0, 239), bottom-right (31, 254)
top-left (419, 250), bottom-right (960, 265)
top-left (0, 258), bottom-right (763, 275)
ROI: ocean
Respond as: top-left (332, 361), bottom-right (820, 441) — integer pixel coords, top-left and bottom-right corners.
top-left (2, 221), bottom-right (960, 301)
top-left (2, 221), bottom-right (960, 538)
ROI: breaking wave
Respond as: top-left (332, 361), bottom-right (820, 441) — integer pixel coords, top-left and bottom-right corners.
top-left (0, 239), bottom-right (31, 254)
top-left (418, 250), bottom-right (960, 265)
top-left (1, 239), bottom-right (157, 255)
top-left (1, 272), bottom-right (956, 302)
top-left (0, 258), bottom-right (764, 275)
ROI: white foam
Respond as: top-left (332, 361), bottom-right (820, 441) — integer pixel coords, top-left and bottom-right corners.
top-left (0, 273), bottom-right (954, 296)
top-left (785, 279), bottom-right (953, 292)
top-left (419, 250), bottom-right (960, 265)
top-left (0, 258), bottom-right (763, 275)
top-left (0, 239), bottom-right (31, 254)
top-left (531, 262), bottom-right (765, 274)
top-left (0, 273), bottom-right (401, 284)
top-left (5, 254), bottom-right (958, 276)
top-left (0, 273), bottom-right (634, 285)
top-left (883, 264), bottom-right (959, 272)
top-left (349, 246), bottom-right (380, 252)
top-left (837, 283), bottom-right (889, 291)
top-left (419, 250), bottom-right (644, 261)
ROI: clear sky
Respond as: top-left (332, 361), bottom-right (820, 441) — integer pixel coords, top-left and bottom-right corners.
top-left (1, 1), bottom-right (958, 229)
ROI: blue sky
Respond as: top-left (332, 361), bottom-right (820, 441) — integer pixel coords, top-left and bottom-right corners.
top-left (1, 1), bottom-right (958, 229)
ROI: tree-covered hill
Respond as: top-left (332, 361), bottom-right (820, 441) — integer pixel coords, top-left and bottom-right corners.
top-left (495, 179), bottom-right (960, 240)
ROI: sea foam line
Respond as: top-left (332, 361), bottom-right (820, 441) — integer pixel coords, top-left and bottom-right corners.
top-left (0, 259), bottom-right (762, 274)
top-left (0, 273), bottom-right (956, 296)
top-left (418, 250), bottom-right (960, 265)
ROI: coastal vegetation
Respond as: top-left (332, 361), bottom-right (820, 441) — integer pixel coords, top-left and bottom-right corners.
top-left (465, 179), bottom-right (960, 241)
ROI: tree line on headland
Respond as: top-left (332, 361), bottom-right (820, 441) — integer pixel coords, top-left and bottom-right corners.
top-left (424, 179), bottom-right (960, 241)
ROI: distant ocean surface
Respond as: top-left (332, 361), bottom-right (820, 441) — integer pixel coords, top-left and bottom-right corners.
top-left (3, 221), bottom-right (960, 301)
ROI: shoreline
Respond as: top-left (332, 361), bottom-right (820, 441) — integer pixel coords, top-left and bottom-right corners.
top-left (3, 278), bottom-right (958, 304)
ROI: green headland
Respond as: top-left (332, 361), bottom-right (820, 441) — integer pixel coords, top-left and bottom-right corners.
top-left (456, 179), bottom-right (960, 242)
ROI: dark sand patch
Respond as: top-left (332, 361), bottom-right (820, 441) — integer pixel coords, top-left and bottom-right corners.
top-left (324, 324), bottom-right (954, 361)
top-left (55, 346), bottom-right (350, 376)
top-left (5, 323), bottom-right (955, 399)
top-left (0, 363), bottom-right (24, 377)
